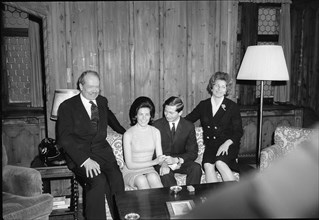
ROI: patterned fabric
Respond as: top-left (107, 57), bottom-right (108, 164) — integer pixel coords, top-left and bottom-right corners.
top-left (106, 132), bottom-right (124, 169)
top-left (106, 126), bottom-right (240, 190)
top-left (260, 126), bottom-right (313, 171)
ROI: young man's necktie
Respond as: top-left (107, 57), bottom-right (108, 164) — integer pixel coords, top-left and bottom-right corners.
top-left (171, 122), bottom-right (176, 138)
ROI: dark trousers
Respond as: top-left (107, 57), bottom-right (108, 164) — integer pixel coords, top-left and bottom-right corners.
top-left (155, 161), bottom-right (202, 187)
top-left (72, 160), bottom-right (124, 220)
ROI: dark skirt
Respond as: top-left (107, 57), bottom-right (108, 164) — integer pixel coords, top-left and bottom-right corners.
top-left (202, 140), bottom-right (240, 172)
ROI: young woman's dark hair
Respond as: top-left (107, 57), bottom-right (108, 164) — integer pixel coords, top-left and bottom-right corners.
top-left (129, 96), bottom-right (155, 126)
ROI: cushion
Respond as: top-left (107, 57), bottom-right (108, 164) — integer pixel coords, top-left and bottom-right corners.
top-left (2, 192), bottom-right (53, 220)
top-left (107, 132), bottom-right (124, 169)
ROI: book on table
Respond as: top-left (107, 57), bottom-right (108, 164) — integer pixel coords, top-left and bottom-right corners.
top-left (53, 196), bottom-right (71, 210)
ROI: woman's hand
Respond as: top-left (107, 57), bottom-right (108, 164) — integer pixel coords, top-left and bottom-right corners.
top-left (159, 162), bottom-right (170, 176)
top-left (154, 155), bottom-right (166, 165)
top-left (216, 139), bottom-right (233, 156)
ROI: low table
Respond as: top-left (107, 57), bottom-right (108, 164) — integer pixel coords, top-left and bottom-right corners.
top-left (115, 182), bottom-right (236, 219)
top-left (35, 166), bottom-right (79, 219)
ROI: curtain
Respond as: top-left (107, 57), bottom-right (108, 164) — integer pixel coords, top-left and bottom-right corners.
top-left (274, 3), bottom-right (291, 102)
top-left (238, 3), bottom-right (258, 105)
top-left (29, 19), bottom-right (44, 107)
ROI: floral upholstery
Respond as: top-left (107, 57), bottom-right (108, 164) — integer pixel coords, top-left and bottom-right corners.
top-left (260, 126), bottom-right (313, 171)
top-left (107, 127), bottom-right (239, 190)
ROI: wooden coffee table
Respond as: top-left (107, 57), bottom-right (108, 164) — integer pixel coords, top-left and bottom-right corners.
top-left (115, 182), bottom-right (236, 219)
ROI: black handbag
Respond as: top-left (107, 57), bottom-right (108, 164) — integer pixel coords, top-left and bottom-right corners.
top-left (38, 138), bottom-right (66, 166)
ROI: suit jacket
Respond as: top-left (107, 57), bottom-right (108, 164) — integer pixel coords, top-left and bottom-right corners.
top-left (57, 94), bottom-right (125, 169)
top-left (153, 117), bottom-right (198, 163)
top-left (185, 98), bottom-right (243, 147)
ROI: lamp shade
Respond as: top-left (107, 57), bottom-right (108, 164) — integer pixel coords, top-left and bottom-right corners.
top-left (50, 89), bottom-right (80, 120)
top-left (237, 45), bottom-right (289, 81)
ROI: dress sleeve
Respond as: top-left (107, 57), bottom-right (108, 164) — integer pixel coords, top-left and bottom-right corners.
top-left (185, 102), bottom-right (202, 123)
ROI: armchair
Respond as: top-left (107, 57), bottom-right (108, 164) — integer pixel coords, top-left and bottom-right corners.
top-left (260, 126), bottom-right (314, 171)
top-left (2, 144), bottom-right (53, 220)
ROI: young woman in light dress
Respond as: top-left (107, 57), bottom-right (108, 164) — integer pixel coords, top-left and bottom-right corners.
top-left (122, 96), bottom-right (166, 189)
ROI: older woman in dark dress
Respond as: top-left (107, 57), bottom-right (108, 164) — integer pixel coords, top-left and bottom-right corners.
top-left (185, 72), bottom-right (243, 182)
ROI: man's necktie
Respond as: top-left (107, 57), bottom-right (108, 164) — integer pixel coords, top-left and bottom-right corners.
top-left (90, 101), bottom-right (99, 132)
top-left (171, 123), bottom-right (176, 138)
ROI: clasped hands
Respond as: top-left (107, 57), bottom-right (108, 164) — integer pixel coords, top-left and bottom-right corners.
top-left (157, 155), bottom-right (180, 176)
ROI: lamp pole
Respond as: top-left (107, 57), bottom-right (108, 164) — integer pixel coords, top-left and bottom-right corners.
top-left (257, 80), bottom-right (264, 168)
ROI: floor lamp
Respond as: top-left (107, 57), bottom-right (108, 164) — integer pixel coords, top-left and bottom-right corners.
top-left (237, 45), bottom-right (289, 168)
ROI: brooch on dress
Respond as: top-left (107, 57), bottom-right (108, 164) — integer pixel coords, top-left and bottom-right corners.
top-left (221, 104), bottom-right (226, 111)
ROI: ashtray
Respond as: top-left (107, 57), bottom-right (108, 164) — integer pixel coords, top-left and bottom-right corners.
top-left (170, 185), bottom-right (182, 194)
top-left (124, 212), bottom-right (140, 220)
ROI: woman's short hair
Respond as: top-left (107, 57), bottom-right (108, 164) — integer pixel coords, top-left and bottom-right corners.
top-left (163, 96), bottom-right (184, 113)
top-left (77, 70), bottom-right (100, 90)
top-left (129, 96), bottom-right (155, 126)
top-left (206, 71), bottom-right (232, 96)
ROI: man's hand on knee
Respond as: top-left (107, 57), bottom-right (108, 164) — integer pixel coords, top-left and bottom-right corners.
top-left (83, 158), bottom-right (101, 178)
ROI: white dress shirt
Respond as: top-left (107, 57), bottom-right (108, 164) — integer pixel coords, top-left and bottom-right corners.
top-left (211, 96), bottom-right (224, 117)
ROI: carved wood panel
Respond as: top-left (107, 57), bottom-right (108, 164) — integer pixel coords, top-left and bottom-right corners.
top-left (2, 116), bottom-right (46, 167)
top-left (239, 105), bottom-right (303, 160)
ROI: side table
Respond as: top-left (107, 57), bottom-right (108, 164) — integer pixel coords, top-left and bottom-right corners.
top-left (35, 166), bottom-right (79, 220)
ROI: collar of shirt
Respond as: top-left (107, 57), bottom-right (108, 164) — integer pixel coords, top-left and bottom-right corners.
top-left (211, 96), bottom-right (224, 116)
top-left (80, 93), bottom-right (97, 118)
top-left (169, 117), bottom-right (180, 130)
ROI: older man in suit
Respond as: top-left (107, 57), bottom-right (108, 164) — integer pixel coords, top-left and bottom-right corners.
top-left (57, 70), bottom-right (125, 219)
top-left (153, 96), bottom-right (202, 187)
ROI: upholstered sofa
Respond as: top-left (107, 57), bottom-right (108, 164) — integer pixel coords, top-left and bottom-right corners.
top-left (2, 144), bottom-right (53, 220)
top-left (260, 126), bottom-right (314, 172)
top-left (107, 126), bottom-right (240, 190)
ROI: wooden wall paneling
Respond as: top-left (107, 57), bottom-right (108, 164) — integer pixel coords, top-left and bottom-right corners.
top-left (159, 1), bottom-right (165, 117)
top-left (303, 7), bottom-right (319, 112)
top-left (162, 1), bottom-right (188, 108)
top-left (290, 6), bottom-right (301, 107)
top-left (46, 3), bottom-right (57, 139)
top-left (133, 1), bottom-right (161, 119)
top-left (301, 9), bottom-right (310, 108)
top-left (50, 2), bottom-right (68, 89)
top-left (223, 1), bottom-right (238, 101)
top-left (65, 2), bottom-right (73, 88)
top-left (70, 2), bottom-right (98, 84)
top-left (219, 0), bottom-right (229, 74)
top-left (290, 1), bottom-right (319, 115)
top-left (186, 1), bottom-right (212, 115)
top-left (129, 2), bottom-right (135, 109)
top-left (212, 1), bottom-right (221, 80)
top-left (99, 2), bottom-right (131, 128)
top-left (238, 3), bottom-right (258, 106)
top-left (313, 8), bottom-right (319, 113)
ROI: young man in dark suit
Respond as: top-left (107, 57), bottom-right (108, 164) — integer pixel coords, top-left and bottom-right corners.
top-left (57, 70), bottom-right (125, 219)
top-left (153, 96), bottom-right (202, 187)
